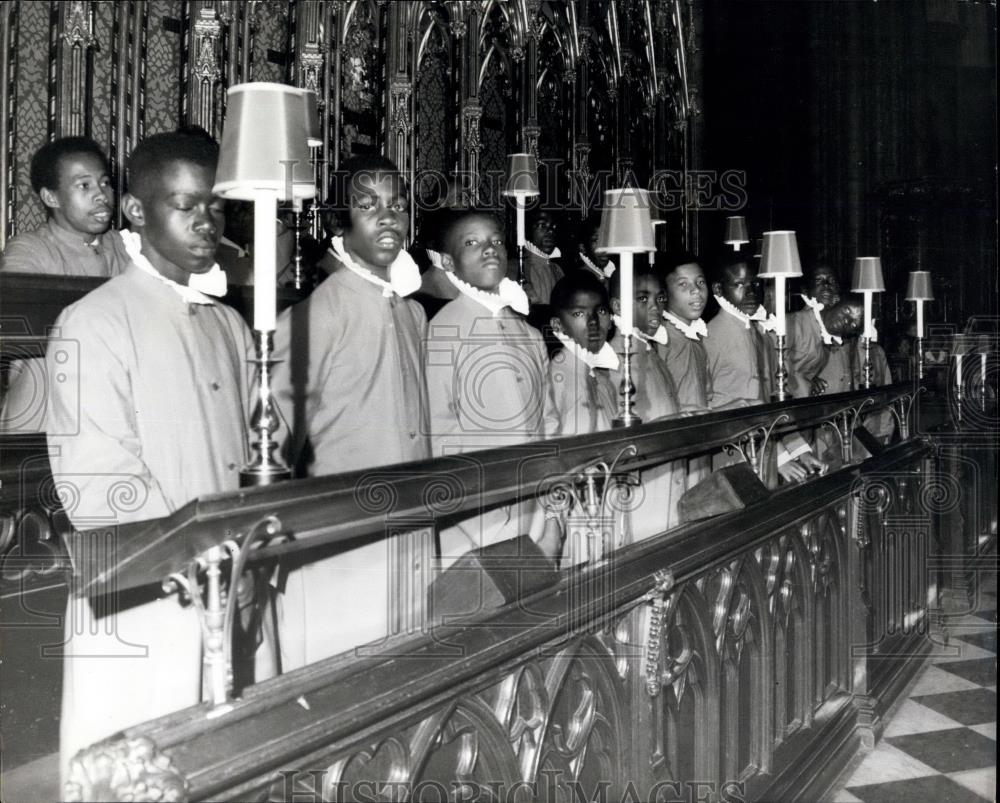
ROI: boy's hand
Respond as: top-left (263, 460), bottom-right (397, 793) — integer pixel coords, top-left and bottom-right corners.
top-left (809, 376), bottom-right (828, 396)
top-left (778, 461), bottom-right (809, 483)
top-left (798, 453), bottom-right (828, 475)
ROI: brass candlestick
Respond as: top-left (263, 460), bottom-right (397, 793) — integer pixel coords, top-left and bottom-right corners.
top-left (241, 330), bottom-right (291, 486)
top-left (775, 333), bottom-right (789, 402)
top-left (916, 336), bottom-right (924, 380)
top-left (862, 336), bottom-right (873, 390)
top-left (613, 333), bottom-right (641, 428)
top-left (517, 244), bottom-right (526, 286)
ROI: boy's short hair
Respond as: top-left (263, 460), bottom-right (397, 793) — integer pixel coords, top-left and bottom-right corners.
top-left (30, 136), bottom-right (108, 194)
top-left (655, 248), bottom-right (700, 281)
top-left (576, 213), bottom-right (602, 244)
top-left (551, 272), bottom-right (610, 312)
top-left (711, 252), bottom-right (755, 286)
top-left (608, 263), bottom-right (662, 300)
top-left (127, 131), bottom-right (219, 200)
top-left (438, 208), bottom-right (500, 256)
top-left (327, 154), bottom-right (407, 230)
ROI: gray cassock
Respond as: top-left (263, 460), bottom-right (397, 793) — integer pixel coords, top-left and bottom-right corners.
top-left (2, 222), bottom-right (131, 432)
top-left (46, 263), bottom-right (254, 783)
top-left (547, 348), bottom-right (618, 437)
top-left (608, 331), bottom-right (687, 536)
top-left (271, 257), bottom-right (431, 668)
top-left (705, 308), bottom-right (811, 487)
top-left (508, 250), bottom-right (565, 306)
top-left (786, 308), bottom-right (854, 398)
top-left (426, 292), bottom-right (558, 566)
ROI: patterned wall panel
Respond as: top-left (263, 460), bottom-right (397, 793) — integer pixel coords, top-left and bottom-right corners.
top-left (339, 0), bottom-right (380, 162)
top-left (90, 0), bottom-right (115, 151)
top-left (250, 0), bottom-right (288, 84)
top-left (13, 0), bottom-right (51, 233)
top-left (479, 55), bottom-right (507, 209)
top-left (144, 0), bottom-right (182, 136)
top-left (414, 48), bottom-right (449, 201)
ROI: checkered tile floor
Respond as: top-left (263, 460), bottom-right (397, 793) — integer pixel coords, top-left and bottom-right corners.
top-left (828, 573), bottom-right (997, 803)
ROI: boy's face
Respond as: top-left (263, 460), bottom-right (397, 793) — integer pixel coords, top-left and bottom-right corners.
top-left (553, 289), bottom-right (611, 354)
top-left (808, 266), bottom-right (841, 307)
top-left (714, 262), bottom-right (761, 315)
top-left (665, 263), bottom-right (707, 322)
top-left (611, 275), bottom-right (666, 336)
top-left (825, 300), bottom-right (863, 337)
top-left (581, 229), bottom-right (610, 267)
top-left (124, 159), bottom-right (224, 284)
top-left (444, 214), bottom-right (507, 291)
top-left (343, 171), bottom-right (409, 277)
top-left (530, 212), bottom-right (557, 253)
top-left (41, 152), bottom-right (114, 238)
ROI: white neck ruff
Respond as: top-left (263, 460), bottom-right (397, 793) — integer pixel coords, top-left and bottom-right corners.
top-left (445, 270), bottom-right (530, 316)
top-left (330, 236), bottom-right (421, 298)
top-left (121, 229), bottom-right (226, 304)
top-left (663, 310), bottom-right (707, 340)
top-left (554, 330), bottom-right (619, 376)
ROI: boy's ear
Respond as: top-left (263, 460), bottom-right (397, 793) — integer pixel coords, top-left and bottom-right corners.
top-left (711, 281), bottom-right (722, 297)
top-left (611, 297), bottom-right (621, 315)
top-left (550, 316), bottom-right (563, 334)
top-left (39, 187), bottom-right (59, 210)
top-left (121, 193), bottom-right (145, 228)
top-left (440, 252), bottom-right (455, 271)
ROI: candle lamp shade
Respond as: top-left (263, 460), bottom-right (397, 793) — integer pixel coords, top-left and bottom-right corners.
top-left (905, 270), bottom-right (934, 301)
top-left (596, 188), bottom-right (655, 254)
top-left (215, 82), bottom-right (316, 201)
top-left (302, 89), bottom-right (322, 148)
top-left (724, 216), bottom-right (749, 247)
top-left (502, 153), bottom-right (539, 196)
top-left (852, 257), bottom-right (885, 292)
top-left (758, 230), bottom-right (803, 278)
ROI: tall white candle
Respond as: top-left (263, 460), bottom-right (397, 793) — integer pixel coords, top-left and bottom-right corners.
top-left (254, 192), bottom-right (278, 332)
top-left (515, 198), bottom-right (526, 246)
top-left (863, 291), bottom-right (873, 340)
top-left (775, 275), bottom-right (787, 337)
top-left (620, 252), bottom-right (634, 334)
top-left (916, 300), bottom-right (925, 339)
top-left (981, 353), bottom-right (987, 385)
top-left (956, 353), bottom-right (963, 388)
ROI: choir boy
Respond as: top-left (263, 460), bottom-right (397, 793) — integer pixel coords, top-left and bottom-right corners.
top-left (2, 137), bottom-right (131, 431)
top-left (1, 136), bottom-right (130, 276)
top-left (574, 214), bottom-right (615, 285)
top-left (659, 252), bottom-right (714, 412)
top-left (706, 255), bottom-right (825, 484)
top-left (607, 264), bottom-right (688, 534)
top-left (426, 209), bottom-right (561, 563)
top-left (272, 155), bottom-right (430, 667)
top-left (513, 207), bottom-right (565, 306)
top-left (547, 272), bottom-right (619, 436)
top-left (48, 132), bottom-right (259, 783)
top-left (787, 266), bottom-right (858, 398)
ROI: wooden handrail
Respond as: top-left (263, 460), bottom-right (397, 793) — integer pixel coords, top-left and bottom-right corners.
top-left (66, 384), bottom-right (920, 597)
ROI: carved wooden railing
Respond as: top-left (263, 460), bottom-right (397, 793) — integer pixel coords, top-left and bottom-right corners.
top-left (22, 385), bottom-right (948, 803)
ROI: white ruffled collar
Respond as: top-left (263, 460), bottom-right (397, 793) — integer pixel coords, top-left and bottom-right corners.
top-left (715, 294), bottom-right (770, 330)
top-left (580, 252), bottom-right (615, 279)
top-left (445, 270), bottom-right (529, 316)
top-left (121, 229), bottom-right (226, 305)
top-left (554, 330), bottom-right (619, 376)
top-left (801, 295), bottom-right (843, 345)
top-left (663, 310), bottom-right (707, 340)
top-left (612, 314), bottom-right (668, 350)
top-left (524, 241), bottom-right (561, 260)
top-left (330, 236), bottom-right (421, 298)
